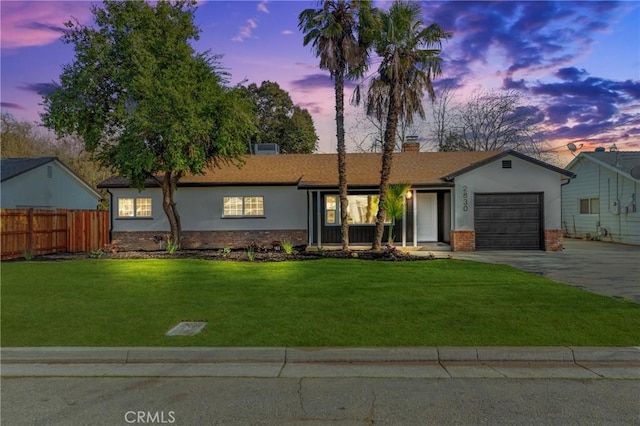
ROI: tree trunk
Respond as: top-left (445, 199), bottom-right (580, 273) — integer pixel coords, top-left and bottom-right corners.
top-left (372, 84), bottom-right (400, 251)
top-left (335, 68), bottom-right (349, 250)
top-left (161, 171), bottom-right (182, 249)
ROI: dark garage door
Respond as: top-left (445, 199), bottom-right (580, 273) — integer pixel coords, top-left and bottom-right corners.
top-left (474, 193), bottom-right (542, 250)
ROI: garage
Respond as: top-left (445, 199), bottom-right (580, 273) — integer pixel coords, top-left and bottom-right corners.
top-left (474, 193), bottom-right (543, 250)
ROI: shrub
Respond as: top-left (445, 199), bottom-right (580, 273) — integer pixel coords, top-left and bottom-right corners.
top-left (89, 249), bottom-right (104, 259)
top-left (166, 237), bottom-right (179, 254)
top-left (246, 245), bottom-right (255, 262)
top-left (281, 239), bottom-right (294, 255)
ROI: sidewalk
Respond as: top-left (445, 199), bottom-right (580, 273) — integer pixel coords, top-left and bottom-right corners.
top-left (2, 346), bottom-right (639, 379)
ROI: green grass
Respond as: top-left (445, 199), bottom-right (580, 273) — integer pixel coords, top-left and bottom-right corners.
top-left (2, 259), bottom-right (639, 347)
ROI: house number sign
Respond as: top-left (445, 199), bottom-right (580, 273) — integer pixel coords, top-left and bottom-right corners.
top-left (462, 186), bottom-right (469, 212)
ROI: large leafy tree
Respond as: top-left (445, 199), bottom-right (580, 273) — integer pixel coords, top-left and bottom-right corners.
top-left (363, 1), bottom-right (449, 250)
top-left (243, 81), bottom-right (318, 153)
top-left (299, 0), bottom-right (378, 250)
top-left (41, 0), bottom-right (255, 248)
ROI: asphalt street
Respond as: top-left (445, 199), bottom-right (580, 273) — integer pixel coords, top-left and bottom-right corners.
top-left (2, 376), bottom-right (640, 425)
top-left (2, 347), bottom-right (639, 425)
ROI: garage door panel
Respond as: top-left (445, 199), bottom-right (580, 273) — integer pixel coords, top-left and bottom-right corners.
top-left (476, 235), bottom-right (541, 249)
top-left (474, 192), bottom-right (542, 250)
top-left (475, 209), bottom-right (539, 222)
top-left (476, 222), bottom-right (540, 234)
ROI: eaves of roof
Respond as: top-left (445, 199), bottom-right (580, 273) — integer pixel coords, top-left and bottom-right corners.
top-left (0, 157), bottom-right (56, 182)
top-left (443, 150), bottom-right (575, 181)
top-left (565, 152), bottom-right (640, 183)
top-left (98, 150), bottom-right (548, 189)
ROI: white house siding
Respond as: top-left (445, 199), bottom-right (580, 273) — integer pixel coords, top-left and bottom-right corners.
top-left (452, 154), bottom-right (566, 251)
top-left (1, 161), bottom-right (100, 209)
top-left (109, 185), bottom-right (308, 250)
top-left (563, 159), bottom-right (640, 245)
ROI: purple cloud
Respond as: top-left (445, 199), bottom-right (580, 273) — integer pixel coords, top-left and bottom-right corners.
top-left (1, 102), bottom-right (26, 110)
top-left (291, 73), bottom-right (357, 91)
top-left (1, 1), bottom-right (94, 49)
top-left (422, 1), bottom-right (627, 82)
top-left (296, 101), bottom-right (323, 115)
top-left (23, 21), bottom-right (66, 34)
top-left (555, 67), bottom-right (589, 82)
top-left (19, 82), bottom-right (58, 96)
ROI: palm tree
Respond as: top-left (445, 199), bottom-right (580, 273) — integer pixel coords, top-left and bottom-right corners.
top-left (365, 1), bottom-right (450, 250)
top-left (382, 183), bottom-right (411, 246)
top-left (299, 0), bottom-right (378, 250)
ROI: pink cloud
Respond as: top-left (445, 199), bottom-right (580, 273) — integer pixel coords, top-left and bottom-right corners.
top-left (232, 18), bottom-right (258, 42)
top-left (257, 1), bottom-right (269, 14)
top-left (0, 1), bottom-right (94, 50)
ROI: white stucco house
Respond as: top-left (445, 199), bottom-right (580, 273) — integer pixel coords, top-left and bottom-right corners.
top-left (98, 147), bottom-right (574, 252)
top-left (1, 157), bottom-right (101, 210)
top-left (562, 150), bottom-right (640, 245)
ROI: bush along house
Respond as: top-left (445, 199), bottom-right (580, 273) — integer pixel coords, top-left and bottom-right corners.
top-left (98, 144), bottom-right (574, 252)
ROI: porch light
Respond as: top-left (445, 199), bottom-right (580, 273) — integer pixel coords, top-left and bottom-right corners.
top-left (405, 190), bottom-right (413, 200)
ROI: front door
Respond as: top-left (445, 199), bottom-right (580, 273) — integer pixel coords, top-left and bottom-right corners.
top-left (417, 192), bottom-right (438, 241)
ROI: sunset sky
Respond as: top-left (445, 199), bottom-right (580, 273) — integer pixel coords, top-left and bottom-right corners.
top-left (1, 1), bottom-right (639, 165)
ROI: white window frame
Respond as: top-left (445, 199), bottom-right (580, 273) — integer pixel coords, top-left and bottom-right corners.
top-left (117, 197), bottom-right (153, 218)
top-left (223, 196), bottom-right (265, 217)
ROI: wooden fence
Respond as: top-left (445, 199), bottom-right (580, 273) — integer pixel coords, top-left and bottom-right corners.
top-left (0, 209), bottom-right (109, 260)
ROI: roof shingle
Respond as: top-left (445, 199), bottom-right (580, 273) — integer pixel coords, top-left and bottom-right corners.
top-left (98, 151), bottom-right (501, 188)
top-left (0, 157), bottom-right (56, 182)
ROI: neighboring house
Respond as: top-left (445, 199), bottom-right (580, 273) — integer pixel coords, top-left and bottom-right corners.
top-left (562, 150), bottom-right (640, 245)
top-left (0, 157), bottom-right (101, 210)
top-left (98, 147), bottom-right (574, 251)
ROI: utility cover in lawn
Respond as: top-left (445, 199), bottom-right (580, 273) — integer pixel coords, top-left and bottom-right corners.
top-left (166, 322), bottom-right (207, 336)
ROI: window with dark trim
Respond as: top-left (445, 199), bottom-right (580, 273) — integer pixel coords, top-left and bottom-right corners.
top-left (223, 196), bottom-right (264, 217)
top-left (324, 194), bottom-right (389, 225)
top-left (325, 195), bottom-right (338, 224)
top-left (579, 198), bottom-right (599, 214)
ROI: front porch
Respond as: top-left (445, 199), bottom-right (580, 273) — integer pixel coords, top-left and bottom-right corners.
top-left (307, 189), bottom-right (453, 249)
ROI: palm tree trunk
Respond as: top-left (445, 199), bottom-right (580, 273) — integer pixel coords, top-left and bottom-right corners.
top-left (372, 83), bottom-right (400, 251)
top-left (335, 68), bottom-right (349, 250)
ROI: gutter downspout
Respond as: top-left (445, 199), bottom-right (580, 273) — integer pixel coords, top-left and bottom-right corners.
top-left (106, 189), bottom-right (114, 244)
top-left (561, 176), bottom-right (572, 238)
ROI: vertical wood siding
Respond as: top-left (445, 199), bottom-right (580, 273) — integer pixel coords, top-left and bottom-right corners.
top-left (1, 209), bottom-right (108, 260)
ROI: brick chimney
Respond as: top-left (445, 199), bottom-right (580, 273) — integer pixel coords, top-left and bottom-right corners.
top-left (403, 142), bottom-right (420, 152)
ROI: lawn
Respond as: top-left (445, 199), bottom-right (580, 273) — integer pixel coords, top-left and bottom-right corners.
top-left (1, 258), bottom-right (639, 347)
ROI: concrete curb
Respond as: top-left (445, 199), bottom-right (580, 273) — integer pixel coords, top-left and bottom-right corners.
top-left (2, 346), bottom-right (639, 364)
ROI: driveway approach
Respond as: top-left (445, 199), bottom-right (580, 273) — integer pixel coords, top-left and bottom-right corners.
top-left (445, 239), bottom-right (640, 303)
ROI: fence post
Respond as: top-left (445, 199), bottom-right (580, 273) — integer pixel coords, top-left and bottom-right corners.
top-left (27, 208), bottom-right (34, 254)
top-left (67, 210), bottom-right (73, 252)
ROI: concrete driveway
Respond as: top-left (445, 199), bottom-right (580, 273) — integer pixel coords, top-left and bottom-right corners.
top-left (447, 239), bottom-right (640, 303)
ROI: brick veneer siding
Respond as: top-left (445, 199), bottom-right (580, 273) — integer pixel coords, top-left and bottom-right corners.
top-left (544, 229), bottom-right (564, 251)
top-left (450, 230), bottom-right (476, 251)
top-left (111, 230), bottom-right (308, 251)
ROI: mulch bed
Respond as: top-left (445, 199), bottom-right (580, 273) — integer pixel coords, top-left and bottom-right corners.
top-left (29, 246), bottom-right (430, 262)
